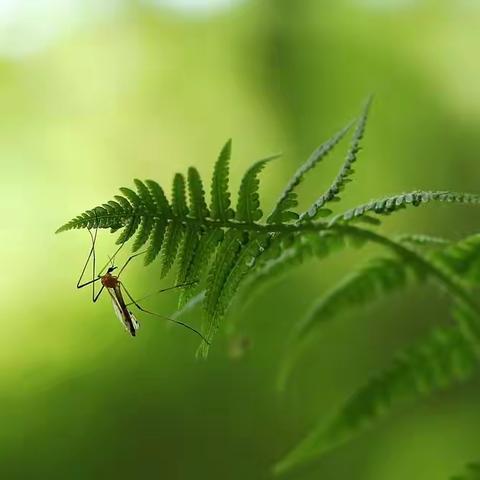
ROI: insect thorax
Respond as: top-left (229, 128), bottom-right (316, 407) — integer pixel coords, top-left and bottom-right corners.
top-left (101, 274), bottom-right (119, 288)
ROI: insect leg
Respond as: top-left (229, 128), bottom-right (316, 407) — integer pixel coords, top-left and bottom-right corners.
top-left (120, 283), bottom-right (210, 344)
top-left (76, 228), bottom-right (96, 288)
top-left (98, 213), bottom-right (143, 275)
top-left (124, 280), bottom-right (199, 307)
top-left (116, 251), bottom-right (147, 278)
top-left (93, 285), bottom-right (105, 303)
top-left (77, 227), bottom-right (104, 303)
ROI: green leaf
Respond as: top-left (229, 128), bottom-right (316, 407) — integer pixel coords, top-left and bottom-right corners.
top-left (277, 255), bottom-right (423, 390)
top-left (300, 96), bottom-right (372, 221)
top-left (114, 194), bottom-right (133, 213)
top-left (177, 227), bottom-right (200, 286)
top-left (144, 219), bottom-right (167, 265)
top-left (275, 323), bottom-right (480, 475)
top-left (236, 155), bottom-right (279, 223)
top-left (145, 179), bottom-right (171, 216)
top-left (435, 233), bottom-right (480, 283)
top-left (238, 231), bottom-right (348, 313)
top-left (268, 120), bottom-right (353, 224)
top-left (178, 229), bottom-right (223, 307)
top-left (200, 229), bottom-right (245, 356)
top-left (172, 173), bottom-right (189, 218)
top-left (132, 215), bottom-right (154, 252)
top-left (160, 223), bottom-right (184, 278)
top-left (134, 178), bottom-right (155, 210)
top-left (56, 102), bottom-right (480, 363)
top-left (331, 191), bottom-right (480, 224)
top-left (295, 257), bottom-right (417, 343)
top-left (396, 233), bottom-right (450, 248)
top-left (116, 214), bottom-right (141, 245)
top-left (217, 233), bottom-right (268, 319)
top-left (119, 187), bottom-right (142, 207)
top-left (210, 139), bottom-right (234, 221)
top-left (188, 167), bottom-right (209, 219)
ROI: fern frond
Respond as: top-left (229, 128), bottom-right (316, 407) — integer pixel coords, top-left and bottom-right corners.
top-left (331, 191), bottom-right (480, 224)
top-left (436, 233), bottom-right (480, 283)
top-left (335, 225), bottom-right (480, 319)
top-left (275, 323), bottom-right (480, 474)
top-left (118, 186), bottom-right (142, 207)
top-left (115, 213), bottom-right (141, 245)
top-left (172, 173), bottom-right (189, 218)
top-left (134, 178), bottom-right (155, 210)
top-left (57, 105), bottom-right (480, 364)
top-left (130, 180), bottom-right (156, 251)
top-left (450, 462), bottom-right (480, 480)
top-left (178, 229), bottom-right (223, 307)
top-left (188, 167), bottom-right (209, 219)
top-left (56, 205), bottom-right (116, 233)
top-left (132, 215), bottom-right (154, 252)
top-left (300, 96), bottom-right (372, 221)
top-left (214, 233), bottom-right (269, 324)
top-left (56, 102), bottom-right (480, 479)
top-left (113, 194), bottom-right (132, 213)
top-left (145, 179), bottom-right (171, 216)
top-left (274, 225), bottom-right (480, 392)
top-left (236, 155), bottom-right (279, 223)
top-left (295, 257), bottom-right (418, 343)
top-left (200, 230), bottom-right (245, 355)
top-left (451, 302), bottom-right (480, 355)
top-left (267, 121), bottom-right (353, 224)
top-left (396, 233), bottom-right (451, 248)
top-left (176, 226), bottom-right (200, 286)
top-left (210, 139), bottom-right (234, 221)
top-left (160, 223), bottom-right (184, 278)
top-left (239, 231), bottom-right (348, 310)
top-left (144, 219), bottom-right (167, 265)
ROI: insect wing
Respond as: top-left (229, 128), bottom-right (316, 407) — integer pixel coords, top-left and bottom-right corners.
top-left (129, 311), bottom-right (140, 332)
top-left (108, 288), bottom-right (126, 327)
top-left (108, 287), bottom-right (140, 335)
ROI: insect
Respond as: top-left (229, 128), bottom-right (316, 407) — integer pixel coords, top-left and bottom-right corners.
top-left (76, 226), bottom-right (208, 343)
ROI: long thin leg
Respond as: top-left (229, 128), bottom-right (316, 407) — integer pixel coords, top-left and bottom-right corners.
top-left (77, 212), bottom-right (139, 301)
top-left (76, 227), bottom-right (106, 302)
top-left (93, 285), bottom-right (105, 303)
top-left (125, 281), bottom-right (199, 307)
top-left (116, 251), bottom-right (147, 278)
top-left (97, 214), bottom-right (140, 276)
top-left (77, 228), bottom-right (104, 303)
top-left (121, 283), bottom-right (210, 345)
top-left (76, 228), bottom-right (97, 288)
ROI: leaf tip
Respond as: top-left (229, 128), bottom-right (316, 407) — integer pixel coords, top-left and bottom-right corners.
top-left (55, 224), bottom-right (68, 234)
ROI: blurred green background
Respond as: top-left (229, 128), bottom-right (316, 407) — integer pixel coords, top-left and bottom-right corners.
top-left (1, 0), bottom-right (480, 478)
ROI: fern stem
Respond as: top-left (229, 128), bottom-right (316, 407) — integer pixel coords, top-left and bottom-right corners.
top-left (59, 211), bottom-right (335, 234)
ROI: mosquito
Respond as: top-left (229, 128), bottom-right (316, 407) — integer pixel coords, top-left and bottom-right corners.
top-left (76, 226), bottom-right (208, 344)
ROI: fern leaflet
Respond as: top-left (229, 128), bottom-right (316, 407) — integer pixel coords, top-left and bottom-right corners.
top-left (299, 96), bottom-right (372, 221)
top-left (275, 321), bottom-right (480, 474)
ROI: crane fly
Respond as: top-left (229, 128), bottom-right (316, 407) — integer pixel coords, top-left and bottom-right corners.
top-left (76, 224), bottom-right (208, 343)
top-left (101, 265), bottom-right (139, 336)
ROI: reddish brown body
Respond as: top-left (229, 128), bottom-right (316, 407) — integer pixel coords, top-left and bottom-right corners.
top-left (101, 273), bottom-right (119, 289)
